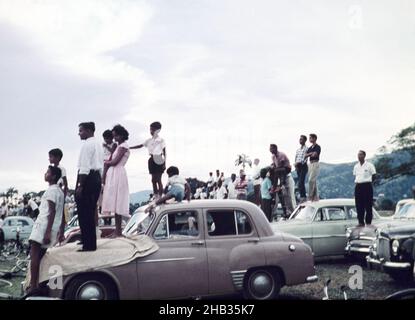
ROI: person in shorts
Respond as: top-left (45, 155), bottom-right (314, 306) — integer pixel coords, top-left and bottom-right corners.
top-left (145, 166), bottom-right (190, 211)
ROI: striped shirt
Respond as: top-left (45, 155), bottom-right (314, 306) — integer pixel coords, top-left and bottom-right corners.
top-left (295, 145), bottom-right (308, 164)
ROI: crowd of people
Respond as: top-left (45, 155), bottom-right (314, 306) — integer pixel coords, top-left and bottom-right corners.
top-left (1, 121), bottom-right (381, 297)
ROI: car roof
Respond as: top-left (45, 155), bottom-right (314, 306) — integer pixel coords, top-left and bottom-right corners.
top-left (148, 200), bottom-right (274, 237)
top-left (397, 199), bottom-right (415, 205)
top-left (300, 198), bottom-right (357, 208)
top-left (4, 216), bottom-right (33, 221)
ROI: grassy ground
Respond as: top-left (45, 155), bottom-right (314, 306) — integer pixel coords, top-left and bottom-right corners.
top-left (0, 259), bottom-right (26, 299)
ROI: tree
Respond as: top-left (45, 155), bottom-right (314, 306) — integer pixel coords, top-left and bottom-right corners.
top-left (5, 187), bottom-right (18, 203)
top-left (375, 122), bottom-right (415, 185)
top-left (235, 154), bottom-right (252, 170)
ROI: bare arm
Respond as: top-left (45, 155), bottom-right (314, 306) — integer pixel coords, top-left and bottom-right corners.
top-left (130, 144), bottom-right (144, 150)
top-left (105, 147), bottom-right (128, 167)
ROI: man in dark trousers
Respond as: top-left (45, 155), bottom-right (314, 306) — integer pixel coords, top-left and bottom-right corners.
top-left (353, 150), bottom-right (376, 226)
top-left (75, 122), bottom-right (104, 251)
top-left (294, 135), bottom-right (308, 202)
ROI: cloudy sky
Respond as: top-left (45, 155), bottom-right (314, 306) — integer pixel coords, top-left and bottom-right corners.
top-left (0, 0), bottom-right (414, 193)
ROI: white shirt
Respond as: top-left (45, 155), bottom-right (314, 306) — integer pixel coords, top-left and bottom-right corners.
top-left (103, 142), bottom-right (116, 161)
top-left (251, 164), bottom-right (262, 186)
top-left (29, 184), bottom-right (64, 248)
top-left (353, 161), bottom-right (376, 184)
top-left (227, 180), bottom-right (237, 199)
top-left (207, 176), bottom-right (214, 187)
top-left (57, 165), bottom-right (67, 187)
top-left (168, 175), bottom-right (186, 190)
top-left (216, 185), bottom-right (228, 199)
top-left (28, 199), bottom-right (38, 211)
top-left (143, 136), bottom-right (166, 155)
top-left (78, 137), bottom-right (104, 176)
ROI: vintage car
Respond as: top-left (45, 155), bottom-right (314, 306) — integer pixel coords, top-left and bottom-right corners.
top-left (345, 200), bottom-right (411, 259)
top-left (36, 200), bottom-right (317, 300)
top-left (366, 200), bottom-right (415, 282)
top-left (271, 199), bottom-right (382, 258)
top-left (0, 216), bottom-right (34, 242)
top-left (61, 214), bottom-right (126, 244)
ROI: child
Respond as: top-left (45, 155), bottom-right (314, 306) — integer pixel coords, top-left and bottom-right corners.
top-left (26, 166), bottom-right (64, 296)
top-left (102, 125), bottom-right (130, 237)
top-left (130, 122), bottom-right (166, 199)
top-left (102, 129), bottom-right (117, 161)
top-left (145, 166), bottom-right (190, 212)
top-left (48, 148), bottom-right (68, 242)
top-left (260, 168), bottom-right (273, 222)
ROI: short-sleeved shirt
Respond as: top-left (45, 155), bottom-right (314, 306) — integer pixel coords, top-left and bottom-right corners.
top-left (261, 177), bottom-right (273, 200)
top-left (235, 179), bottom-right (248, 196)
top-left (295, 145), bottom-right (308, 164)
top-left (103, 142), bottom-right (116, 161)
top-left (168, 175), bottom-right (186, 190)
top-left (143, 136), bottom-right (166, 156)
top-left (29, 184), bottom-right (64, 248)
top-left (307, 144), bottom-right (321, 162)
top-left (216, 186), bottom-right (228, 199)
top-left (28, 199), bottom-right (38, 211)
top-left (227, 181), bottom-right (237, 199)
top-left (353, 161), bottom-right (376, 184)
top-left (272, 152), bottom-right (291, 169)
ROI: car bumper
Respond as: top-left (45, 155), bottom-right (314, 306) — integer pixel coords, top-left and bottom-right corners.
top-left (345, 243), bottom-right (371, 255)
top-left (306, 275), bottom-right (318, 283)
top-left (366, 256), bottom-right (412, 270)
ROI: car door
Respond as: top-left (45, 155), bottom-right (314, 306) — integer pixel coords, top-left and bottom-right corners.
top-left (136, 209), bottom-right (208, 299)
top-left (204, 208), bottom-right (264, 295)
top-left (5, 218), bottom-right (18, 241)
top-left (18, 219), bottom-right (32, 239)
top-left (312, 206), bottom-right (349, 256)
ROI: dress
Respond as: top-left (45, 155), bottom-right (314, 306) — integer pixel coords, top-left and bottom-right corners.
top-left (102, 142), bottom-right (130, 217)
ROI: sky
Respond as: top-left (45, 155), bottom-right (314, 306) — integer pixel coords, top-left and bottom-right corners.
top-left (0, 0), bottom-right (414, 194)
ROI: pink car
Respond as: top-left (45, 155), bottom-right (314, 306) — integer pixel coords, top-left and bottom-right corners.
top-left (41, 200), bottom-right (317, 300)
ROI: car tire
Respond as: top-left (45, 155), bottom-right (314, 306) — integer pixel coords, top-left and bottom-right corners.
top-left (64, 274), bottom-right (118, 300)
top-left (243, 268), bottom-right (281, 300)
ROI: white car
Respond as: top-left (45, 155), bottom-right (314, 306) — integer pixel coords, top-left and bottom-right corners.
top-left (0, 216), bottom-right (34, 242)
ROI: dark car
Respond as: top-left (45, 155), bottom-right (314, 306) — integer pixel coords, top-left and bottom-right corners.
top-left (366, 200), bottom-right (415, 282)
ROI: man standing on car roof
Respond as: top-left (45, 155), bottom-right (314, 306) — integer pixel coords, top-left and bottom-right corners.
top-left (353, 150), bottom-right (376, 226)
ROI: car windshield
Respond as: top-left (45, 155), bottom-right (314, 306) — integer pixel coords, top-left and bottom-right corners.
top-left (289, 205), bottom-right (315, 221)
top-left (123, 206), bottom-right (155, 236)
top-left (394, 203), bottom-right (415, 219)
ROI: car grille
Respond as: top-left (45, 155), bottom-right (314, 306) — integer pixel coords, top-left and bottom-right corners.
top-left (376, 237), bottom-right (390, 260)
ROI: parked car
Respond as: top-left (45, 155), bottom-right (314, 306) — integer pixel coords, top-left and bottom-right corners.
top-left (271, 199), bottom-right (382, 258)
top-left (345, 200), bottom-right (408, 259)
top-left (366, 200), bottom-right (415, 282)
top-left (38, 200), bottom-right (317, 300)
top-left (61, 214), bottom-right (126, 244)
top-left (0, 216), bottom-right (34, 242)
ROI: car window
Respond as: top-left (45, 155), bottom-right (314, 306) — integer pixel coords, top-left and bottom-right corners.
top-left (235, 211), bottom-right (252, 235)
top-left (325, 207), bottom-right (347, 221)
top-left (290, 205), bottom-right (315, 221)
top-left (153, 211), bottom-right (199, 240)
top-left (7, 219), bottom-right (17, 226)
top-left (313, 209), bottom-right (328, 222)
top-left (18, 219), bottom-right (29, 226)
top-left (347, 207), bottom-right (358, 220)
top-left (207, 210), bottom-right (252, 236)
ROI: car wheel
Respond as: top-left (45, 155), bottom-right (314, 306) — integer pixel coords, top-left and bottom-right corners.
top-left (64, 274), bottom-right (118, 300)
top-left (243, 269), bottom-right (281, 300)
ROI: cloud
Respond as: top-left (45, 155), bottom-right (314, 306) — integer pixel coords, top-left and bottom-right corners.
top-left (0, 0), bottom-right (415, 194)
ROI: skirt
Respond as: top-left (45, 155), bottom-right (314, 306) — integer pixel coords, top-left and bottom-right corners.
top-left (148, 156), bottom-right (165, 174)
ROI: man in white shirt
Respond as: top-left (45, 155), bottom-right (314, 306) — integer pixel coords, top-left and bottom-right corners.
top-left (75, 122), bottom-right (104, 251)
top-left (227, 173), bottom-right (237, 199)
top-left (251, 159), bottom-right (262, 206)
top-left (353, 150), bottom-right (377, 226)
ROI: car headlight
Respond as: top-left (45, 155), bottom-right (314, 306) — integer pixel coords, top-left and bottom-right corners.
top-left (346, 228), bottom-right (352, 239)
top-left (391, 239), bottom-right (400, 255)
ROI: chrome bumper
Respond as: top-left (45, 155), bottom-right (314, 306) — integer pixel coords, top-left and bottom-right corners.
top-left (306, 275), bottom-right (318, 283)
top-left (366, 256), bottom-right (412, 270)
top-left (345, 244), bottom-right (370, 254)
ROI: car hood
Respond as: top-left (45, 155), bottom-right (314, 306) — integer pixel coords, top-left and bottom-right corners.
top-left (378, 219), bottom-right (415, 239)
